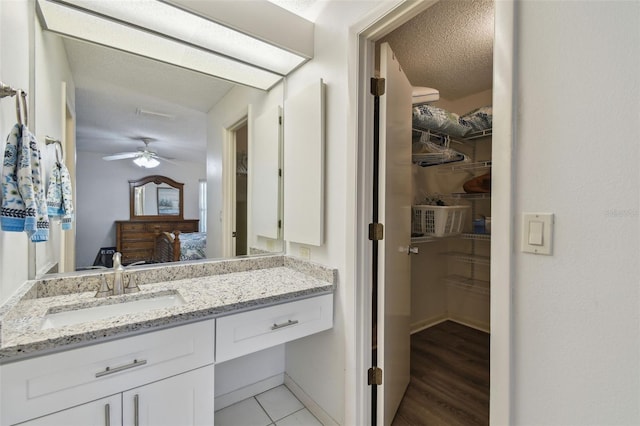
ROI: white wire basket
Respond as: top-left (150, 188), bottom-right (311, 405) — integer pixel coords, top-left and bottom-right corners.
top-left (412, 205), bottom-right (470, 237)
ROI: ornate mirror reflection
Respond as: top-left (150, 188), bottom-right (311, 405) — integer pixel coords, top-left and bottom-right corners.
top-left (130, 175), bottom-right (184, 220)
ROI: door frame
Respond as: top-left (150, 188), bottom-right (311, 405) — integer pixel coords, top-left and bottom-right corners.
top-left (222, 115), bottom-right (249, 258)
top-left (348, 1), bottom-right (516, 424)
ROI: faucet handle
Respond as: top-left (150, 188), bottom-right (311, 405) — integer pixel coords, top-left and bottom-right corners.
top-left (124, 274), bottom-right (140, 294)
top-left (95, 274), bottom-right (113, 298)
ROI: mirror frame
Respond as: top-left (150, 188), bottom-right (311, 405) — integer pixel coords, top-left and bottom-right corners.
top-left (129, 175), bottom-right (184, 221)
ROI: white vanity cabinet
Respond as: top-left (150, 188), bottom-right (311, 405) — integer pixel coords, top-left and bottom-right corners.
top-left (17, 366), bottom-right (213, 426)
top-left (121, 365), bottom-right (214, 426)
top-left (1, 292), bottom-right (334, 425)
top-left (1, 320), bottom-right (215, 426)
top-left (216, 294), bottom-right (333, 363)
top-left (17, 395), bottom-right (122, 426)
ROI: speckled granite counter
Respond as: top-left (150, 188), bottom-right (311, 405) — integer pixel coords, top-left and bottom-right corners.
top-left (0, 255), bottom-right (336, 363)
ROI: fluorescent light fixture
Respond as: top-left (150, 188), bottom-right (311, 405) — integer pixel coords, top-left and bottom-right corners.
top-left (133, 156), bottom-right (160, 168)
top-left (56, 0), bottom-right (307, 75)
top-left (36, 0), bottom-right (303, 90)
top-left (136, 108), bottom-right (175, 120)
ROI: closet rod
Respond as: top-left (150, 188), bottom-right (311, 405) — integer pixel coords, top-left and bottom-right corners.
top-left (0, 81), bottom-right (27, 99)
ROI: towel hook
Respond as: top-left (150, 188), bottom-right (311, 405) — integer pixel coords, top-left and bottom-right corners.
top-left (14, 89), bottom-right (28, 127)
top-left (45, 136), bottom-right (63, 163)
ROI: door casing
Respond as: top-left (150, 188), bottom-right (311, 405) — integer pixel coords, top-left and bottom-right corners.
top-left (349, 1), bottom-right (516, 424)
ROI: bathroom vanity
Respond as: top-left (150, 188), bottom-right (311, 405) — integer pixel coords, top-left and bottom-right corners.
top-left (0, 256), bottom-right (335, 425)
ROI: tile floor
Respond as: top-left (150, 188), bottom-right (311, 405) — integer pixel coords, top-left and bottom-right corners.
top-left (215, 385), bottom-right (323, 426)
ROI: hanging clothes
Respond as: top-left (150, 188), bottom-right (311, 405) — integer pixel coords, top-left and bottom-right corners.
top-left (0, 123), bottom-right (49, 241)
top-left (46, 159), bottom-right (74, 230)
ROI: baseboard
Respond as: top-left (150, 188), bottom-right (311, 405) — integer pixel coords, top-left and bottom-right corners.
top-left (284, 373), bottom-right (338, 426)
top-left (410, 314), bottom-right (448, 334)
top-left (448, 316), bottom-right (490, 333)
top-left (411, 315), bottom-right (490, 334)
top-left (215, 373), bottom-right (284, 410)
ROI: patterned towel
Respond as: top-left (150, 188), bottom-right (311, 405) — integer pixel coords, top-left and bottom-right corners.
top-left (1, 124), bottom-right (49, 241)
top-left (46, 161), bottom-right (74, 230)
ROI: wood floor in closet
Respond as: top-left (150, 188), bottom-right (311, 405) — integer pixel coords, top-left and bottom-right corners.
top-left (392, 321), bottom-right (489, 426)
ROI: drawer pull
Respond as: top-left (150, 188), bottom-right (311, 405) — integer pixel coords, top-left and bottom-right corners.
top-left (134, 394), bottom-right (140, 426)
top-left (271, 319), bottom-right (299, 330)
top-left (105, 403), bottom-right (111, 426)
top-left (95, 359), bottom-right (147, 378)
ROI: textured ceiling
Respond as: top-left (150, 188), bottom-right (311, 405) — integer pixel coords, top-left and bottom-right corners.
top-left (378, 0), bottom-right (494, 101)
top-left (66, 39), bottom-right (235, 163)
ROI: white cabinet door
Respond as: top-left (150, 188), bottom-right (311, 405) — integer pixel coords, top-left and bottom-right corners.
top-left (122, 365), bottom-right (214, 426)
top-left (17, 394), bottom-right (121, 426)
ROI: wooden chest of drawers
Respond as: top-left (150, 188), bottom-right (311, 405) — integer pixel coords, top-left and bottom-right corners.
top-left (115, 219), bottom-right (199, 265)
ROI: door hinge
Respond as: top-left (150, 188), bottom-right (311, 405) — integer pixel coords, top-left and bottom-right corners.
top-left (368, 367), bottom-right (383, 385)
top-left (279, 116), bottom-right (282, 125)
top-left (368, 223), bottom-right (384, 241)
top-left (278, 220), bottom-right (282, 229)
top-left (370, 77), bottom-right (386, 96)
top-left (278, 168), bottom-right (282, 177)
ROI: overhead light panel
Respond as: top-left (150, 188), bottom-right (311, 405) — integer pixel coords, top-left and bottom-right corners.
top-left (36, 0), bottom-right (309, 90)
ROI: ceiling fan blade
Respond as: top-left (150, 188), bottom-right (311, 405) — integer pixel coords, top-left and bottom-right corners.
top-left (155, 154), bottom-right (179, 165)
top-left (102, 152), bottom-right (139, 161)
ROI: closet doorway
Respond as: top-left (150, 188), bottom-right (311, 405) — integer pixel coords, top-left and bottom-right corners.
top-left (354, 0), bottom-right (514, 424)
top-left (222, 118), bottom-right (249, 257)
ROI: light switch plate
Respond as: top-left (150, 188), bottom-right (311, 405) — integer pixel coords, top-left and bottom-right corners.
top-left (521, 213), bottom-right (554, 255)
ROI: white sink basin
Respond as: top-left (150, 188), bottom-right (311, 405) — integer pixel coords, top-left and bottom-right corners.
top-left (41, 292), bottom-right (185, 330)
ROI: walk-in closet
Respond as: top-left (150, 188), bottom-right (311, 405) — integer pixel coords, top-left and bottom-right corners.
top-left (376, 0), bottom-right (493, 423)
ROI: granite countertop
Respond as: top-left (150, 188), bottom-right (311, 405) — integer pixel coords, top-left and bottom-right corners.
top-left (0, 256), bottom-right (336, 363)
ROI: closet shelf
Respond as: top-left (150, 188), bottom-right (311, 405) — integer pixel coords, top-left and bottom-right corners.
top-left (444, 275), bottom-right (490, 296)
top-left (412, 127), bottom-right (492, 145)
top-left (464, 129), bottom-right (492, 140)
top-left (441, 252), bottom-right (490, 266)
top-left (459, 233), bottom-right (491, 241)
top-left (411, 235), bottom-right (436, 244)
top-left (437, 160), bottom-right (491, 173)
top-left (450, 192), bottom-right (491, 200)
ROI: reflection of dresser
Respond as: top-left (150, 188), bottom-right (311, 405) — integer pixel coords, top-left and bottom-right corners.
top-left (115, 219), bottom-right (199, 265)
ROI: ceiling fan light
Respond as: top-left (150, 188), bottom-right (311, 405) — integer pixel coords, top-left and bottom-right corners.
top-left (133, 156), bottom-right (160, 168)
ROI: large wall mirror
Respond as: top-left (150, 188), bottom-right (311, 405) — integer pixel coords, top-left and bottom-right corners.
top-left (33, 7), bottom-right (286, 275)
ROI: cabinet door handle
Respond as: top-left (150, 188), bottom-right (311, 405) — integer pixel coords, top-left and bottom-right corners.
top-left (271, 319), bottom-right (299, 330)
top-left (95, 359), bottom-right (147, 378)
top-left (104, 403), bottom-right (110, 426)
top-left (134, 394), bottom-right (139, 426)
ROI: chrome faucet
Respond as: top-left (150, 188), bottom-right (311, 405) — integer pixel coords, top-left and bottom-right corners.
top-left (112, 252), bottom-right (126, 295)
top-left (95, 252), bottom-right (139, 298)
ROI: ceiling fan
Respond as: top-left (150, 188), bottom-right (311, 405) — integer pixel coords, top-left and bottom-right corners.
top-left (102, 137), bottom-right (175, 168)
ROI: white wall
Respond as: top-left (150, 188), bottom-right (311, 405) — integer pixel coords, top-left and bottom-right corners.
top-left (0, 0), bottom-right (33, 303)
top-left (33, 15), bottom-right (75, 276)
top-left (282, 2), bottom-right (399, 423)
top-left (512, 1), bottom-right (640, 424)
top-left (75, 151), bottom-right (204, 268)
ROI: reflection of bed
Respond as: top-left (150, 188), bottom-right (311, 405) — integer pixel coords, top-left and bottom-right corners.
top-left (154, 230), bottom-right (207, 263)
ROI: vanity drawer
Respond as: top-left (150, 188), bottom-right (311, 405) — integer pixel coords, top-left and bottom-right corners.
top-left (216, 294), bottom-right (333, 363)
top-left (0, 320), bottom-right (215, 426)
top-left (120, 222), bottom-right (147, 232)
